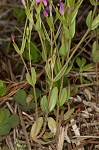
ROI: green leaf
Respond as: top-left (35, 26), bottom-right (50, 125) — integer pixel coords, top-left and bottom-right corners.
top-left (76, 57), bottom-right (82, 67)
top-left (26, 72), bottom-right (33, 85)
top-left (0, 124), bottom-right (11, 136)
top-left (3, 109), bottom-right (10, 121)
top-left (49, 87), bottom-right (58, 112)
top-left (59, 43), bottom-right (66, 56)
top-left (30, 117), bottom-right (43, 139)
top-left (47, 117), bottom-right (56, 133)
top-left (13, 89), bottom-right (27, 106)
top-left (20, 37), bottom-right (26, 54)
top-left (81, 58), bottom-right (86, 67)
top-left (0, 109), bottom-right (8, 124)
top-left (82, 63), bottom-right (93, 72)
top-left (53, 64), bottom-right (68, 82)
top-left (69, 20), bottom-right (75, 38)
top-left (35, 19), bottom-right (41, 31)
top-left (40, 95), bottom-right (48, 113)
top-left (0, 110), bottom-right (5, 124)
top-left (56, 58), bottom-right (62, 72)
top-left (64, 27), bottom-right (71, 39)
top-left (92, 50), bottom-right (99, 62)
top-left (71, 9), bottom-right (78, 24)
top-left (64, 108), bottom-right (74, 120)
top-left (13, 42), bottom-right (20, 55)
top-left (59, 88), bottom-right (67, 107)
top-left (71, 0), bottom-right (83, 23)
top-left (86, 10), bottom-right (93, 29)
top-left (91, 14), bottom-right (99, 30)
top-left (89, 0), bottom-right (99, 5)
top-left (0, 108), bottom-right (10, 124)
top-left (45, 62), bottom-right (51, 80)
top-left (92, 41), bottom-right (97, 55)
top-left (31, 67), bottom-right (36, 85)
top-left (7, 115), bottom-right (19, 128)
top-left (0, 83), bottom-right (7, 97)
top-left (13, 7), bottom-right (26, 20)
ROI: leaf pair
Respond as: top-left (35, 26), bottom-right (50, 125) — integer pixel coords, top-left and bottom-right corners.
top-left (41, 85), bottom-right (70, 114)
top-left (30, 117), bottom-right (56, 140)
top-left (86, 11), bottom-right (99, 30)
top-left (40, 87), bottom-right (58, 113)
top-left (76, 57), bottom-right (93, 72)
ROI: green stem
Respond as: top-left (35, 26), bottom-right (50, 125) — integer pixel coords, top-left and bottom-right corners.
top-left (38, 31), bottom-right (47, 63)
top-left (20, 55), bottom-right (29, 73)
top-left (68, 29), bottom-right (90, 64)
top-left (32, 85), bottom-right (38, 120)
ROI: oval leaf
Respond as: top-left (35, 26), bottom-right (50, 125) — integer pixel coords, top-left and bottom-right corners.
top-left (86, 10), bottom-right (92, 29)
top-left (92, 41), bottom-right (97, 55)
top-left (13, 42), bottom-right (20, 55)
top-left (7, 115), bottom-right (20, 128)
top-left (47, 117), bottom-right (56, 134)
top-left (59, 88), bottom-right (67, 107)
top-left (91, 14), bottom-right (99, 30)
top-left (31, 67), bottom-right (36, 85)
top-left (31, 117), bottom-right (43, 139)
top-left (92, 50), bottom-right (99, 62)
top-left (20, 37), bottom-right (26, 54)
top-left (0, 109), bottom-right (10, 124)
top-left (40, 95), bottom-right (48, 113)
top-left (69, 20), bottom-right (75, 38)
top-left (26, 72), bottom-right (33, 86)
top-left (13, 89), bottom-right (27, 106)
top-left (49, 87), bottom-right (58, 112)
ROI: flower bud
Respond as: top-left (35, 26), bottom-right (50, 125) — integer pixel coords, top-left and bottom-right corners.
top-left (11, 34), bottom-right (15, 42)
top-left (43, 10), bottom-right (48, 17)
top-left (59, 2), bottom-right (65, 15)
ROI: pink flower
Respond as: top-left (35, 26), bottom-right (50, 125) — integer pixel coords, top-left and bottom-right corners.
top-left (59, 2), bottom-right (65, 15)
top-left (43, 10), bottom-right (48, 17)
top-left (35, 0), bottom-right (47, 6)
top-left (11, 34), bottom-right (15, 42)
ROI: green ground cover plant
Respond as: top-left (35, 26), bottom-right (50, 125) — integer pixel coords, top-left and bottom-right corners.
top-left (0, 0), bottom-right (99, 149)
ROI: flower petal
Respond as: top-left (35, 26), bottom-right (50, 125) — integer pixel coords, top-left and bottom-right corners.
top-left (42, 0), bottom-right (47, 6)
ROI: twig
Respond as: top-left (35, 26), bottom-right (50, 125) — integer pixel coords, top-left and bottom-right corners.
top-left (18, 106), bottom-right (31, 150)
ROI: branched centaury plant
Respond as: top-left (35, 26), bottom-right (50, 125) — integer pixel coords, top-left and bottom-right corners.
top-left (12, 0), bottom-right (99, 144)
